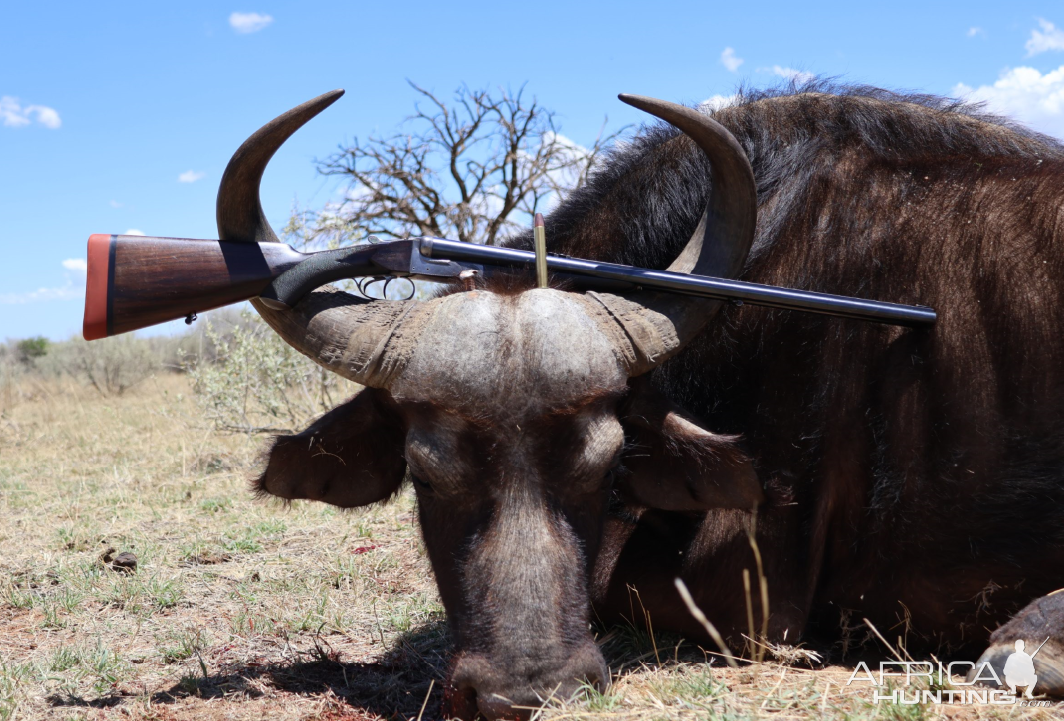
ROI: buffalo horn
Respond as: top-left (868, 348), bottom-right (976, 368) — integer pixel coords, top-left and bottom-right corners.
top-left (215, 90), bottom-right (418, 387)
top-left (592, 95), bottom-right (757, 376)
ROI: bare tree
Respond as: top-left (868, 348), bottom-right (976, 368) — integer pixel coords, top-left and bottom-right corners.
top-left (305, 82), bottom-right (621, 247)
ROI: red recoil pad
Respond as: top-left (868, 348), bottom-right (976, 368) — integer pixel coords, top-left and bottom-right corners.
top-left (83, 234), bottom-right (112, 340)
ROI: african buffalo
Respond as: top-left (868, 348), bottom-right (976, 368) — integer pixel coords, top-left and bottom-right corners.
top-left (216, 84), bottom-right (1064, 717)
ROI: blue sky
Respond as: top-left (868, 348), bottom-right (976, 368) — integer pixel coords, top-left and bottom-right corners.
top-left (3, 1), bottom-right (1064, 340)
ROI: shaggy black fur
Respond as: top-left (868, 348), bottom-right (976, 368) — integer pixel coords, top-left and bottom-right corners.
top-left (500, 81), bottom-right (1064, 652)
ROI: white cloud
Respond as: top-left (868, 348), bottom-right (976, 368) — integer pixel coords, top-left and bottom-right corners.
top-left (229, 12), bottom-right (273, 34)
top-left (0, 287), bottom-right (82, 304)
top-left (968, 27), bottom-right (985, 38)
top-left (954, 65), bottom-right (1064, 138)
top-left (33, 106), bottom-right (61, 129)
top-left (109, 199), bottom-right (123, 208)
top-left (699, 94), bottom-right (737, 112)
top-left (769, 65), bottom-right (815, 84)
top-left (541, 132), bottom-right (592, 211)
top-left (62, 258), bottom-right (87, 273)
top-left (721, 47), bottom-right (744, 73)
top-left (509, 132), bottom-right (596, 214)
top-left (1026, 19), bottom-right (1064, 57)
top-left (0, 96), bottom-right (61, 129)
top-left (178, 169), bottom-right (206, 183)
top-left (124, 228), bottom-right (146, 236)
top-left (0, 285), bottom-right (83, 304)
top-left (0, 257), bottom-right (90, 304)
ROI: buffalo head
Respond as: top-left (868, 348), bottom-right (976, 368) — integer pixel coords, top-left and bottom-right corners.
top-left (217, 90), bottom-right (763, 718)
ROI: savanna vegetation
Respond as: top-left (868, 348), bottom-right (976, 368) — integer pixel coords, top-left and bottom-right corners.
top-left (1, 82), bottom-right (1055, 720)
top-left (0, 323), bottom-right (1056, 720)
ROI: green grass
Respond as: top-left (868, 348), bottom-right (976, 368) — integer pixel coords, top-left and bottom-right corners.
top-left (158, 627), bottom-right (210, 664)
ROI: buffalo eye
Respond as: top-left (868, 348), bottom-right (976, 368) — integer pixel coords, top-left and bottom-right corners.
top-left (411, 473), bottom-right (433, 492)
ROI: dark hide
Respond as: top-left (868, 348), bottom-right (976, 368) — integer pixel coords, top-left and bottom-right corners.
top-left (619, 378), bottom-right (762, 511)
top-left (256, 387), bottom-right (406, 507)
top-left (506, 82), bottom-right (1064, 654)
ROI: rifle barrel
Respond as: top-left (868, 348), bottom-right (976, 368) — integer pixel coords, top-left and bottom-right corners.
top-left (420, 238), bottom-right (936, 328)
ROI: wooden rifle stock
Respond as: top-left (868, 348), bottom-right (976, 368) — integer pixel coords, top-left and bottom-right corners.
top-left (82, 234), bottom-right (306, 340)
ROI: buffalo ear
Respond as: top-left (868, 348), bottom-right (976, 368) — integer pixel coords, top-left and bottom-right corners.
top-left (256, 387), bottom-right (406, 508)
top-left (618, 380), bottom-right (763, 511)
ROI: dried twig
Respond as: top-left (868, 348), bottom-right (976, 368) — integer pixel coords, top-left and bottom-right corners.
top-left (416, 679), bottom-right (434, 721)
top-left (744, 507), bottom-right (770, 663)
top-left (674, 578), bottom-right (739, 668)
top-left (863, 617), bottom-right (905, 663)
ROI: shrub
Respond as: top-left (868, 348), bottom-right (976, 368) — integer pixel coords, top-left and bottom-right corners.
top-left (15, 337), bottom-right (48, 364)
top-left (40, 336), bottom-right (158, 396)
top-left (183, 309), bottom-right (357, 433)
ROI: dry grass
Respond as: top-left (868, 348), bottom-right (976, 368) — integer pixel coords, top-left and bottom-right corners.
top-left (0, 375), bottom-right (1059, 720)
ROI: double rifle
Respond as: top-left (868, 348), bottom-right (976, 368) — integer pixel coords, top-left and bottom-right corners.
top-left (82, 89), bottom-right (935, 340)
top-left (82, 231), bottom-right (936, 341)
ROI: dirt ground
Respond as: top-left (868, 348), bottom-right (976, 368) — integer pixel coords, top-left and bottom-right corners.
top-left (0, 374), bottom-right (1059, 720)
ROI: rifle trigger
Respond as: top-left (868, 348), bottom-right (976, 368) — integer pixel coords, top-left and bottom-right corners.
top-left (185, 312), bottom-right (198, 325)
